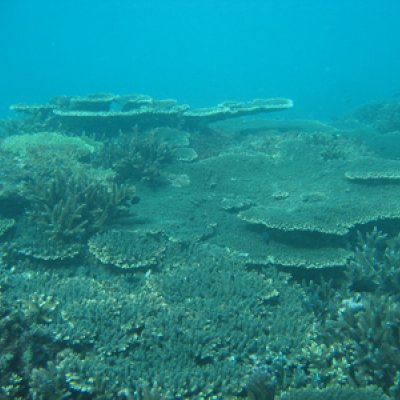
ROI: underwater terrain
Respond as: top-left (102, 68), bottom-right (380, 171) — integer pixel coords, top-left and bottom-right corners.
top-left (0, 93), bottom-right (400, 399)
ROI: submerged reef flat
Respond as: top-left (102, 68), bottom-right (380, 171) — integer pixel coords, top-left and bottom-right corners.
top-left (1, 94), bottom-right (400, 398)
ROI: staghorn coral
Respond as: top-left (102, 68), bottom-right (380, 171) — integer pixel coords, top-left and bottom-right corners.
top-left (319, 293), bottom-right (400, 396)
top-left (240, 229), bottom-right (400, 398)
top-left (346, 227), bottom-right (400, 294)
top-left (131, 384), bottom-right (163, 400)
top-left (25, 167), bottom-right (137, 241)
top-left (293, 228), bottom-right (400, 398)
top-left (303, 131), bottom-right (365, 161)
top-left (348, 100), bottom-right (400, 134)
top-left (0, 218), bottom-right (14, 238)
top-left (0, 290), bottom-right (62, 399)
top-left (96, 128), bottom-right (174, 185)
top-left (0, 149), bottom-right (28, 218)
top-left (0, 243), bottom-right (313, 399)
top-left (246, 370), bottom-right (276, 400)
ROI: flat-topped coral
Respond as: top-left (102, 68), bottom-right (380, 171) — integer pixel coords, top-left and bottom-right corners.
top-left (88, 229), bottom-right (169, 269)
top-left (238, 206), bottom-right (351, 236)
top-left (181, 135), bottom-right (400, 268)
top-left (11, 93), bottom-right (293, 134)
top-left (1, 131), bottom-right (98, 160)
top-left (53, 93), bottom-right (116, 111)
top-left (345, 157), bottom-right (400, 183)
top-left (255, 241), bottom-right (353, 269)
top-left (183, 98), bottom-right (293, 128)
top-left (10, 223), bottom-right (81, 261)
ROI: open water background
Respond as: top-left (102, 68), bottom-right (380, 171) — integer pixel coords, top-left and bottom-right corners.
top-left (1, 0), bottom-right (400, 119)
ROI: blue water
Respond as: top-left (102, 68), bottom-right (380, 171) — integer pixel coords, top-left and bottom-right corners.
top-left (1, 0), bottom-right (400, 119)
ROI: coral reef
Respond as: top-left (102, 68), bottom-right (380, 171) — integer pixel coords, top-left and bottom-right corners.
top-left (324, 293), bottom-right (400, 391)
top-left (88, 229), bottom-right (169, 269)
top-left (1, 131), bottom-right (98, 161)
top-left (0, 244), bottom-right (312, 398)
top-left (0, 150), bottom-right (28, 218)
top-left (11, 94), bottom-right (293, 134)
top-left (3, 94), bottom-right (400, 399)
top-left (246, 370), bottom-right (277, 400)
top-left (10, 221), bottom-right (82, 261)
top-left (93, 127), bottom-right (197, 186)
top-left (348, 100), bottom-right (400, 134)
top-left (294, 229), bottom-right (400, 399)
top-left (346, 228), bottom-right (400, 293)
top-left (109, 129), bottom-right (174, 185)
top-left (25, 168), bottom-right (136, 241)
top-left (0, 218), bottom-right (14, 238)
top-left (279, 386), bottom-right (389, 400)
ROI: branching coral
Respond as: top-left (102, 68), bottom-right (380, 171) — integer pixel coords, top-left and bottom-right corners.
top-left (299, 228), bottom-right (400, 398)
top-left (321, 293), bottom-right (400, 395)
top-left (96, 129), bottom-right (173, 185)
top-left (25, 167), bottom-right (137, 241)
top-left (346, 227), bottom-right (400, 294)
top-left (350, 100), bottom-right (400, 133)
